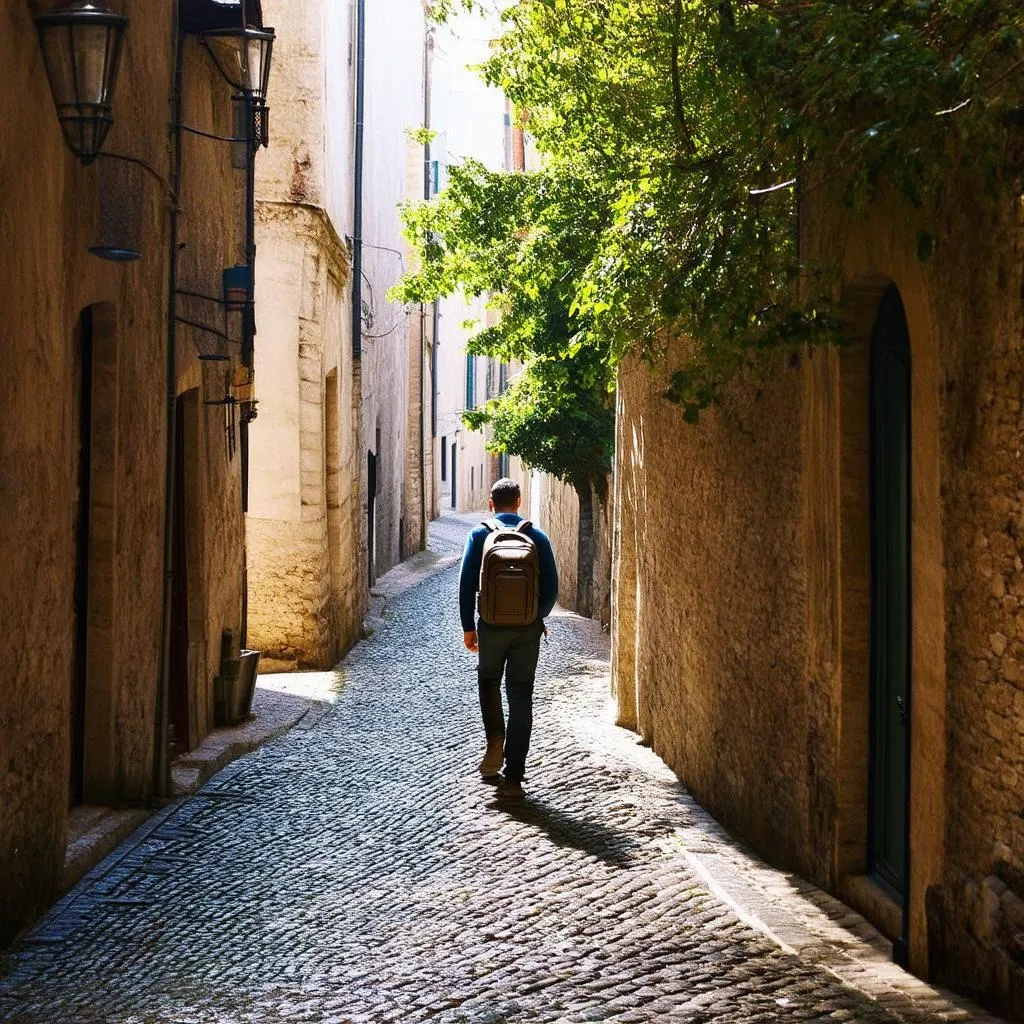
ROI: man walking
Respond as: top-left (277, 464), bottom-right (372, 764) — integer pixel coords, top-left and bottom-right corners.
top-left (459, 478), bottom-right (558, 798)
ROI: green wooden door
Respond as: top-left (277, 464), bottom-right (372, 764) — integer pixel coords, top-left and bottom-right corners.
top-left (869, 285), bottom-right (911, 900)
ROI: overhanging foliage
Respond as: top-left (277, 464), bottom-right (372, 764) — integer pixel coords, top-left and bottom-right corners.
top-left (399, 0), bottom-right (1023, 420)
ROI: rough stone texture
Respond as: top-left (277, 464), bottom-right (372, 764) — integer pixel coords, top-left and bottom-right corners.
top-left (249, 204), bottom-right (363, 670)
top-left (0, 2), bottom-right (247, 945)
top-left (613, 348), bottom-right (811, 871)
top-left (926, 184), bottom-right (1024, 1020)
top-left (539, 475), bottom-right (613, 625)
top-left (611, 176), bottom-right (1024, 1018)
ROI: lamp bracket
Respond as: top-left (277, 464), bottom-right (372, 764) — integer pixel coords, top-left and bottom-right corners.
top-left (173, 314), bottom-right (230, 342)
top-left (98, 151), bottom-right (177, 202)
top-left (175, 122), bottom-right (253, 145)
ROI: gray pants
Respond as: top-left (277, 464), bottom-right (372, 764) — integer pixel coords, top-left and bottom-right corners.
top-left (477, 620), bottom-right (543, 782)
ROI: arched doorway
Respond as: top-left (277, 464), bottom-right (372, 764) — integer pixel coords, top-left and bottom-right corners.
top-left (868, 284), bottom-right (912, 930)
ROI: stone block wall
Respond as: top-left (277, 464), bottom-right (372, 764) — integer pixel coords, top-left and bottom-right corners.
top-left (249, 204), bottom-right (363, 671)
top-left (925, 187), bottom-right (1024, 1019)
top-left (613, 349), bottom-right (817, 874)
top-left (539, 476), bottom-right (612, 625)
top-left (611, 175), bottom-right (1024, 1016)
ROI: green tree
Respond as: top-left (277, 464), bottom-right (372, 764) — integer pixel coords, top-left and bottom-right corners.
top-left (394, 160), bottom-right (615, 613)
top-left (412, 0), bottom-right (1022, 415)
top-left (398, 0), bottom-right (1022, 604)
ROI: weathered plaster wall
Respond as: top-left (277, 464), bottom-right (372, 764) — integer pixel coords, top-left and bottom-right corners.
top-left (361, 0), bottom-right (424, 578)
top-left (249, 207), bottom-right (360, 669)
top-left (0, 0), bottom-right (246, 943)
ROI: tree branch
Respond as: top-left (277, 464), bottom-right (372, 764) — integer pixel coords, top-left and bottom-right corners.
top-left (671, 0), bottom-right (698, 157)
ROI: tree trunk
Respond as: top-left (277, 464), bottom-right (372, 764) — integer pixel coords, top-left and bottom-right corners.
top-left (574, 480), bottom-right (595, 618)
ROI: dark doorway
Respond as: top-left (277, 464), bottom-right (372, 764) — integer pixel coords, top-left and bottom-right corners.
top-left (868, 284), bottom-right (911, 907)
top-left (168, 395), bottom-right (191, 756)
top-left (451, 443), bottom-right (457, 509)
top-left (70, 309), bottom-right (94, 806)
top-left (440, 435), bottom-right (447, 481)
top-left (367, 443), bottom-right (378, 586)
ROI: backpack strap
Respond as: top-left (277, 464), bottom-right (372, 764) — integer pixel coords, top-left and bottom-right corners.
top-left (483, 518), bottom-right (504, 533)
top-left (515, 520), bottom-right (533, 534)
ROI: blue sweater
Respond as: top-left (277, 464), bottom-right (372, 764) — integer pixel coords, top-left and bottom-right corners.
top-left (459, 513), bottom-right (559, 632)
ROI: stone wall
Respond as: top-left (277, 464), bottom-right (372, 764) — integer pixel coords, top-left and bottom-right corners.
top-left (1, 0), bottom-right (247, 943)
top-left (613, 349), bottom-right (813, 871)
top-left (924, 186), bottom-right (1024, 1019)
top-left (611, 174), bottom-right (1024, 1016)
top-left (249, 205), bottom-right (362, 670)
top-left (539, 476), bottom-right (612, 625)
top-left (248, 0), bottom-right (364, 672)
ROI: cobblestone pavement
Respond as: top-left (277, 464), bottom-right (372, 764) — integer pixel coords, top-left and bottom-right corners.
top-left (0, 513), bottom-right (1005, 1024)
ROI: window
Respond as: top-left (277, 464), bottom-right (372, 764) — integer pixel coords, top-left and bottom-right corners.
top-left (503, 111), bottom-right (512, 171)
top-left (465, 354), bottom-right (476, 410)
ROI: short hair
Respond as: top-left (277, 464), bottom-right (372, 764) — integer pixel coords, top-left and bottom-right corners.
top-left (490, 477), bottom-right (521, 510)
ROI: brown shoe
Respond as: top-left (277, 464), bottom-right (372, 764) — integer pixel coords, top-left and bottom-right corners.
top-left (496, 775), bottom-right (525, 799)
top-left (479, 734), bottom-right (504, 778)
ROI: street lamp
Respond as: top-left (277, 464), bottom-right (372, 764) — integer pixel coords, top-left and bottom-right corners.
top-left (34, 1), bottom-right (128, 166)
top-left (199, 26), bottom-right (274, 104)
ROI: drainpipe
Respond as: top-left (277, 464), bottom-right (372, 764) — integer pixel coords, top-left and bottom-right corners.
top-left (155, 6), bottom-right (184, 800)
top-left (240, 93), bottom-right (257, 647)
top-left (418, 22), bottom-right (432, 547)
top-left (352, 0), bottom-right (365, 360)
top-left (431, 299), bottom-right (439, 437)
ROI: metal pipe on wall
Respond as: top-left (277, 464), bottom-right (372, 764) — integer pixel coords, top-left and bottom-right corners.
top-left (240, 92), bottom-right (257, 647)
top-left (155, 3), bottom-right (184, 800)
top-left (352, 0), bottom-right (365, 360)
top-left (418, 22), bottom-right (432, 547)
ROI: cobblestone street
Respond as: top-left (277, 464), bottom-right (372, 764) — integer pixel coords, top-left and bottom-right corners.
top-left (0, 515), bottom-right (1005, 1024)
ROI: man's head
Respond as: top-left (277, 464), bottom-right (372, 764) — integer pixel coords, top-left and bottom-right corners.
top-left (488, 477), bottom-right (522, 513)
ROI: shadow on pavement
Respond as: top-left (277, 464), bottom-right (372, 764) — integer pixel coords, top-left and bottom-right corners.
top-left (491, 796), bottom-right (641, 869)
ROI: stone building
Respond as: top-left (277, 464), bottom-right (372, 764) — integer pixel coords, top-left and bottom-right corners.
top-left (611, 176), bottom-right (1024, 1017)
top-left (1, 0), bottom-right (272, 944)
top-left (361, 0), bottom-right (433, 580)
top-left (247, 0), bottom-right (364, 671)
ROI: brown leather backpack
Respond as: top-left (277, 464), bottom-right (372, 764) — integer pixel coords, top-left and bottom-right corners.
top-left (478, 519), bottom-right (540, 627)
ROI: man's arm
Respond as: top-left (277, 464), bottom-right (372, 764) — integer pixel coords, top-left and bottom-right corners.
top-left (459, 528), bottom-right (484, 634)
top-left (536, 530), bottom-right (559, 620)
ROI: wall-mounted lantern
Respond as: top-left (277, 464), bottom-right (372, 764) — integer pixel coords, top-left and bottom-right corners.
top-left (199, 25), bottom-right (274, 103)
top-left (34, 1), bottom-right (128, 166)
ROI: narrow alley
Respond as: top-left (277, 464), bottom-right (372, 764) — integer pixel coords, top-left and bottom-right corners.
top-left (0, 516), bottom-right (1000, 1024)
